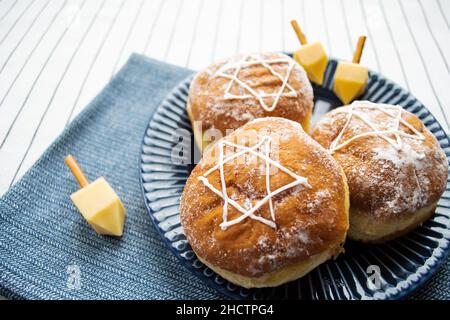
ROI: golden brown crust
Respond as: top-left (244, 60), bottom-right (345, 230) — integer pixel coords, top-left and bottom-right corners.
top-left (180, 117), bottom-right (349, 279)
top-left (188, 53), bottom-right (314, 149)
top-left (348, 202), bottom-right (437, 244)
top-left (311, 101), bottom-right (448, 241)
top-left (197, 248), bottom-right (338, 288)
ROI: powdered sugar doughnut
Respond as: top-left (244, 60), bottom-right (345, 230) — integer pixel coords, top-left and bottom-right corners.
top-left (311, 101), bottom-right (448, 243)
top-left (180, 117), bottom-right (349, 288)
top-left (187, 52), bottom-right (314, 151)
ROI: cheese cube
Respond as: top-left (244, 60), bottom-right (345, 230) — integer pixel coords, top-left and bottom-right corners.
top-left (333, 62), bottom-right (368, 105)
top-left (70, 177), bottom-right (126, 236)
top-left (293, 42), bottom-right (328, 85)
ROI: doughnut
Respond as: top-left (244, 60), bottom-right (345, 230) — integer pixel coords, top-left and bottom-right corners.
top-left (187, 52), bottom-right (314, 151)
top-left (180, 117), bottom-right (349, 288)
top-left (311, 101), bottom-right (448, 243)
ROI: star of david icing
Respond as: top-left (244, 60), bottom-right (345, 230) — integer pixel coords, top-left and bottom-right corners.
top-left (198, 136), bottom-right (310, 230)
top-left (214, 54), bottom-right (298, 112)
top-left (329, 102), bottom-right (425, 153)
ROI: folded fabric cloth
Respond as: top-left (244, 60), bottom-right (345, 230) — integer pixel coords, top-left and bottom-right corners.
top-left (0, 54), bottom-right (448, 299)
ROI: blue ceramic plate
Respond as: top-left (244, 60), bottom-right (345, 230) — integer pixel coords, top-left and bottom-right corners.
top-left (140, 59), bottom-right (450, 300)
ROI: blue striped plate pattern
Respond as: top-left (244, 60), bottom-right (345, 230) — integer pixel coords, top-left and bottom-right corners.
top-left (140, 59), bottom-right (450, 300)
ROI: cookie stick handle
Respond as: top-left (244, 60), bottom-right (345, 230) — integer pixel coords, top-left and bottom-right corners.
top-left (290, 20), bottom-right (307, 45)
top-left (352, 35), bottom-right (366, 64)
top-left (65, 155), bottom-right (89, 188)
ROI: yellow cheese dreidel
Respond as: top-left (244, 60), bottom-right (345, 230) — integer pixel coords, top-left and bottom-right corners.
top-left (291, 20), bottom-right (328, 85)
top-left (333, 36), bottom-right (369, 105)
top-left (65, 155), bottom-right (126, 236)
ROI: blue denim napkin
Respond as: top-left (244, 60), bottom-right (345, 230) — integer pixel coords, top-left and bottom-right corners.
top-left (0, 54), bottom-right (448, 299)
top-left (0, 54), bottom-right (224, 299)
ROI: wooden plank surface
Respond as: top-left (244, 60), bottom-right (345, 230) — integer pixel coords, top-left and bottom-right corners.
top-left (0, 0), bottom-right (449, 195)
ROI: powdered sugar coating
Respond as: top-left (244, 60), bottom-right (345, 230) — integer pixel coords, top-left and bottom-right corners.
top-left (188, 52), bottom-right (314, 140)
top-left (214, 54), bottom-right (298, 112)
top-left (311, 101), bottom-right (448, 219)
top-left (180, 117), bottom-right (348, 277)
top-left (198, 135), bottom-right (311, 230)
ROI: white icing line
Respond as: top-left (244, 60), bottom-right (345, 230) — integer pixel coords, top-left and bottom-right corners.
top-left (265, 138), bottom-right (275, 221)
top-left (198, 136), bottom-right (310, 230)
top-left (329, 103), bottom-right (425, 153)
top-left (223, 55), bottom-right (246, 100)
top-left (198, 176), bottom-right (277, 228)
top-left (215, 54), bottom-right (298, 112)
top-left (202, 138), bottom-right (267, 177)
top-left (269, 60), bottom-right (295, 113)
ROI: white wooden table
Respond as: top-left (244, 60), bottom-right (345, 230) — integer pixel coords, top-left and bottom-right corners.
top-left (0, 0), bottom-right (449, 196)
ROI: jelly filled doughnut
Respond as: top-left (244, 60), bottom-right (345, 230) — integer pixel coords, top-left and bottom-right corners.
top-left (311, 101), bottom-right (448, 243)
top-left (180, 117), bottom-right (349, 288)
top-left (187, 52), bottom-right (314, 151)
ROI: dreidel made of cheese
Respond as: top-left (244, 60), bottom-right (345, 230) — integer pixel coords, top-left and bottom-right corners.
top-left (65, 155), bottom-right (126, 236)
top-left (291, 20), bottom-right (328, 85)
top-left (333, 36), bottom-right (369, 105)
